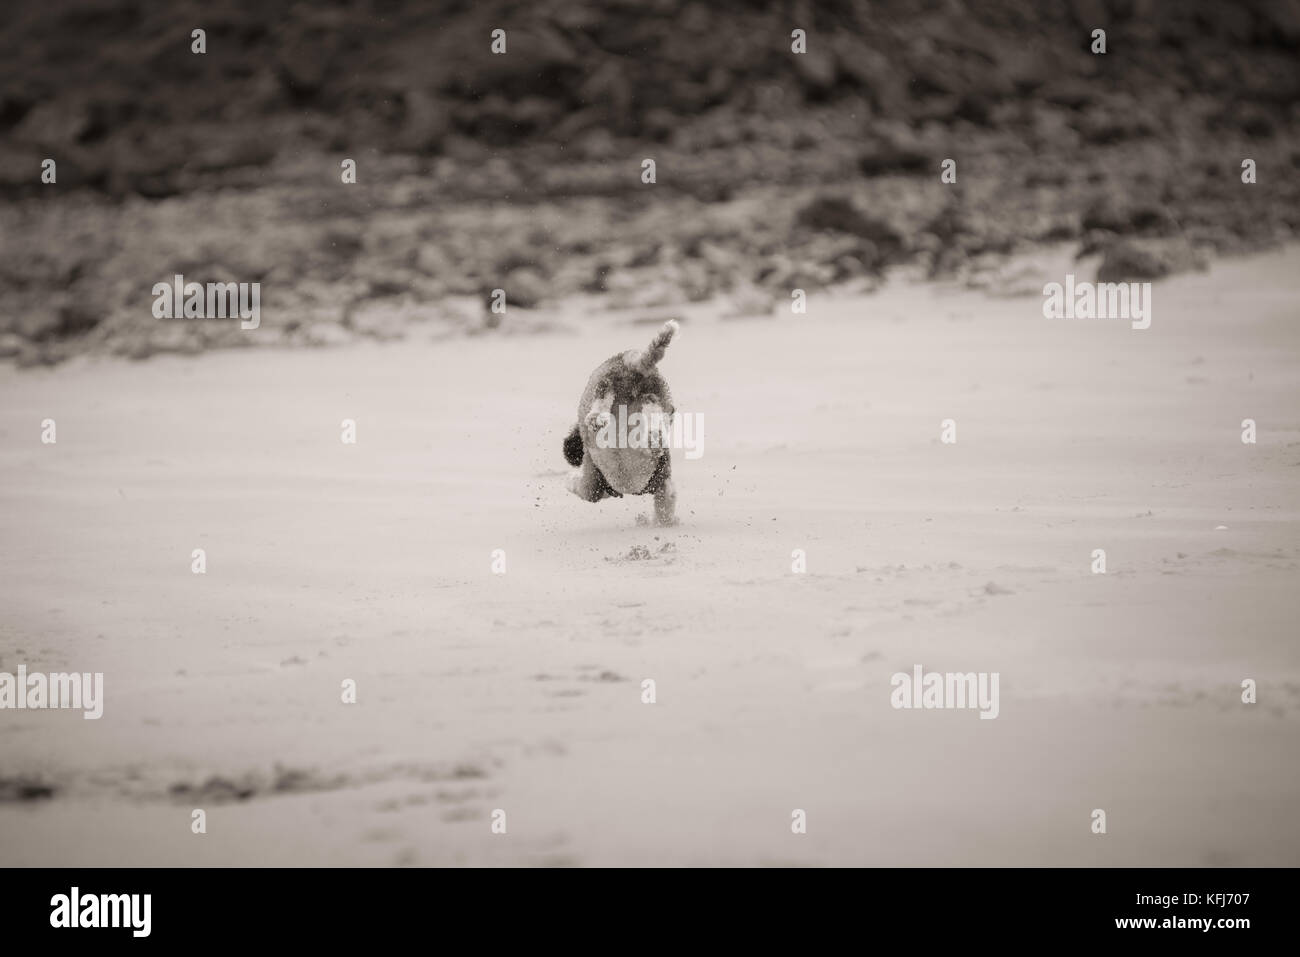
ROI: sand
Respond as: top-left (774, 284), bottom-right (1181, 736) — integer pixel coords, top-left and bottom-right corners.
top-left (1, 247), bottom-right (1298, 866)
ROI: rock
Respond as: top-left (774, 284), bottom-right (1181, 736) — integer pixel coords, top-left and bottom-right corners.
top-left (1043, 80), bottom-right (1098, 110)
top-left (11, 97), bottom-right (91, 146)
top-left (15, 306), bottom-right (64, 342)
top-left (642, 108), bottom-right (679, 141)
top-left (0, 775), bottom-right (56, 801)
top-left (346, 300), bottom-right (416, 340)
top-left (573, 126), bottom-right (618, 160)
top-left (58, 297), bottom-right (101, 338)
top-left (832, 41), bottom-right (907, 114)
top-left (187, 133), bottom-right (278, 173)
top-left (722, 287), bottom-right (775, 319)
top-left (14, 343), bottom-right (57, 367)
top-left (858, 139), bottom-right (930, 177)
top-left (1080, 195), bottom-right (1130, 233)
top-left (502, 268), bottom-right (548, 309)
top-left (318, 230), bottom-right (364, 264)
top-left (583, 262), bottom-right (612, 294)
top-left (792, 48), bottom-right (838, 94)
top-left (363, 268), bottom-right (413, 299)
top-left (796, 196), bottom-right (906, 261)
top-left (970, 256), bottom-right (1055, 298)
top-left (1254, 0), bottom-right (1300, 45)
top-left (449, 26), bottom-right (579, 100)
top-left (952, 92), bottom-right (996, 126)
top-left (392, 89), bottom-right (450, 154)
top-left (457, 94), bottom-right (563, 145)
top-left (301, 322), bottom-right (354, 347)
top-left (10, 292), bottom-right (100, 342)
top-left (1068, 0), bottom-right (1109, 28)
top-left (276, 25), bottom-right (334, 95)
top-left (678, 260), bottom-right (714, 301)
top-left (122, 336), bottom-right (155, 361)
top-left (1095, 238), bottom-right (1206, 283)
top-left (0, 144), bottom-right (46, 192)
top-left (0, 333), bottom-right (25, 358)
top-left (414, 244), bottom-right (453, 277)
top-left (577, 61), bottom-right (633, 120)
top-left (605, 273), bottom-right (687, 310)
top-left (1075, 103), bottom-right (1156, 145)
top-left (1081, 195), bottom-right (1180, 236)
top-left (758, 255), bottom-right (836, 291)
top-left (147, 324), bottom-right (202, 355)
top-left (1076, 227), bottom-right (1117, 258)
top-left (832, 251), bottom-right (874, 281)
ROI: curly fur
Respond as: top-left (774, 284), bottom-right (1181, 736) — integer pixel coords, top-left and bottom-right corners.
top-left (563, 320), bottom-right (679, 525)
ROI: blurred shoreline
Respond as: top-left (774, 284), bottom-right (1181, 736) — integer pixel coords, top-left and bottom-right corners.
top-left (2, 0), bottom-right (1297, 366)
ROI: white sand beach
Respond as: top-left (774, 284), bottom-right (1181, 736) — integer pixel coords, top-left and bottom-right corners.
top-left (1, 247), bottom-right (1298, 866)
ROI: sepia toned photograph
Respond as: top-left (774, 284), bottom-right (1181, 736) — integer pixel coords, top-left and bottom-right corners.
top-left (1, 0), bottom-right (1297, 895)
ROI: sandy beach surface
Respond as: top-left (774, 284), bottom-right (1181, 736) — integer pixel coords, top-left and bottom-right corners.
top-left (1, 247), bottom-right (1298, 866)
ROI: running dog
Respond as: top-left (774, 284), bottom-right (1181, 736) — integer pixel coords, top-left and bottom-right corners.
top-left (563, 320), bottom-right (679, 525)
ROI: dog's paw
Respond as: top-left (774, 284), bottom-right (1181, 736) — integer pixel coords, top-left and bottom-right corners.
top-left (584, 410), bottom-right (612, 435)
top-left (640, 511), bottom-right (678, 527)
top-left (565, 469), bottom-right (584, 497)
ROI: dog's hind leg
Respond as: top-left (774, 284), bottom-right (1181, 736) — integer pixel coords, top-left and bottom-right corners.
top-left (567, 453), bottom-right (617, 502)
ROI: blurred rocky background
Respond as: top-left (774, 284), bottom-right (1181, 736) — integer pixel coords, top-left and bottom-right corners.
top-left (1, 0), bottom-right (1298, 364)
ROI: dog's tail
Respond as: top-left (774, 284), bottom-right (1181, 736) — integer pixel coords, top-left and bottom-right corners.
top-left (563, 424), bottom-right (584, 466)
top-left (636, 319), bottom-right (678, 371)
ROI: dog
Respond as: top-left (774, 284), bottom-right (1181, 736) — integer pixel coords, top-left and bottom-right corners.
top-left (564, 319), bottom-right (679, 525)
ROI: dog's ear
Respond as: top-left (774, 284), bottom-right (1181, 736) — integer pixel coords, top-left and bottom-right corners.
top-left (563, 424), bottom-right (584, 466)
top-left (658, 382), bottom-right (675, 417)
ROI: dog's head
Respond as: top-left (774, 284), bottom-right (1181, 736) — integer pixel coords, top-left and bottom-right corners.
top-left (582, 321), bottom-right (677, 452)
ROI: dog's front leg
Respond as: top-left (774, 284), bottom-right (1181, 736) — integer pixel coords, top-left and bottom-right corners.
top-left (644, 454), bottom-right (677, 526)
top-left (653, 477), bottom-right (677, 525)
